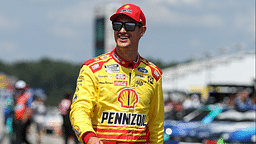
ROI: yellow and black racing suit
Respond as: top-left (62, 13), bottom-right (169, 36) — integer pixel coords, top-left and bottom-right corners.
top-left (70, 48), bottom-right (164, 144)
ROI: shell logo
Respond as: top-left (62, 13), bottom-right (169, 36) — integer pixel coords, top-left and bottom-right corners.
top-left (124, 5), bottom-right (130, 9)
top-left (118, 88), bottom-right (138, 108)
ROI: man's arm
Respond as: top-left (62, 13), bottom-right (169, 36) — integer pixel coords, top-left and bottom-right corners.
top-left (70, 65), bottom-right (99, 143)
top-left (147, 77), bottom-right (164, 143)
top-left (23, 94), bottom-right (34, 123)
top-left (22, 107), bottom-right (33, 123)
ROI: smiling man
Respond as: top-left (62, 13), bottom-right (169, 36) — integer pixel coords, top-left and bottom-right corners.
top-left (70, 4), bottom-right (164, 144)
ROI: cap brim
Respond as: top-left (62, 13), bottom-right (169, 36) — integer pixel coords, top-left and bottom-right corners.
top-left (110, 13), bottom-right (127, 21)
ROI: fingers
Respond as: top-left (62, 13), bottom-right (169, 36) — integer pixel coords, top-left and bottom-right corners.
top-left (87, 137), bottom-right (103, 144)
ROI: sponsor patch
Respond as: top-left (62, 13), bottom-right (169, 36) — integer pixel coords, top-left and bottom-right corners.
top-left (148, 76), bottom-right (154, 84)
top-left (115, 73), bottom-right (126, 80)
top-left (98, 75), bottom-right (108, 77)
top-left (154, 70), bottom-right (160, 78)
top-left (99, 81), bottom-right (113, 84)
top-left (73, 125), bottom-right (81, 137)
top-left (91, 63), bottom-right (100, 70)
top-left (135, 80), bottom-right (144, 87)
top-left (72, 95), bottom-right (77, 103)
top-left (114, 81), bottom-right (127, 86)
top-left (100, 111), bottom-right (147, 127)
top-left (137, 67), bottom-right (148, 73)
top-left (118, 88), bottom-right (138, 109)
top-left (135, 74), bottom-right (145, 79)
top-left (104, 64), bottom-right (120, 73)
top-left (100, 55), bottom-right (108, 60)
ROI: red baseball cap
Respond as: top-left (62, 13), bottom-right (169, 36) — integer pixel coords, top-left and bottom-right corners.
top-left (110, 4), bottom-right (146, 26)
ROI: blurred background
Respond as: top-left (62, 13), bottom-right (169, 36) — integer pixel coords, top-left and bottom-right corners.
top-left (0, 0), bottom-right (255, 143)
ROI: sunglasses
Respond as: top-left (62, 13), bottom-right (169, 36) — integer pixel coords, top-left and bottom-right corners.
top-left (112, 21), bottom-right (143, 31)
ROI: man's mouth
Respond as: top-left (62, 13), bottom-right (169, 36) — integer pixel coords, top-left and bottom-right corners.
top-left (119, 36), bottom-right (128, 40)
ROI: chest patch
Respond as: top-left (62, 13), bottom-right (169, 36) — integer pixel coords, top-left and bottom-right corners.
top-left (104, 64), bottom-right (120, 73)
top-left (137, 67), bottom-right (148, 73)
top-left (117, 88), bottom-right (138, 109)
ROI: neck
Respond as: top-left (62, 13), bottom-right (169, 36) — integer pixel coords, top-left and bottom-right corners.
top-left (116, 47), bottom-right (138, 62)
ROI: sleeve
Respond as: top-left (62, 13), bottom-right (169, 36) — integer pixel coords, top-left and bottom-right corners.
top-left (26, 93), bottom-right (34, 108)
top-left (70, 65), bottom-right (98, 143)
top-left (147, 77), bottom-right (164, 143)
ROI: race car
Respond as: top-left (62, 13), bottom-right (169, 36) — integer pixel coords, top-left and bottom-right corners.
top-left (164, 105), bottom-right (255, 143)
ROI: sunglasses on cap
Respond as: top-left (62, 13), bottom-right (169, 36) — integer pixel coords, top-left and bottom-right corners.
top-left (112, 21), bottom-right (143, 31)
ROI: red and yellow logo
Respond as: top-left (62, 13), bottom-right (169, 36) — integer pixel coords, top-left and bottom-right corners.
top-left (124, 5), bottom-right (130, 9)
top-left (118, 88), bottom-right (138, 108)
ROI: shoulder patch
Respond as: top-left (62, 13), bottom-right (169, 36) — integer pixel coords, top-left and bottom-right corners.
top-left (81, 53), bottom-right (112, 73)
top-left (82, 53), bottom-right (111, 66)
top-left (148, 62), bottom-right (163, 82)
top-left (82, 58), bottom-right (96, 66)
top-left (89, 62), bottom-right (104, 73)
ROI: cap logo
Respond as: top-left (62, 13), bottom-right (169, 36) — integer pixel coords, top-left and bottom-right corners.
top-left (124, 5), bottom-right (130, 8)
top-left (120, 9), bottom-right (132, 13)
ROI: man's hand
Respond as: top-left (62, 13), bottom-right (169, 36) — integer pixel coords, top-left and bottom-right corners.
top-left (87, 137), bottom-right (103, 144)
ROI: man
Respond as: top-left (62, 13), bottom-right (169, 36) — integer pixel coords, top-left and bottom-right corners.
top-left (2, 87), bottom-right (15, 144)
top-left (59, 90), bottom-right (79, 144)
top-left (234, 90), bottom-right (256, 111)
top-left (31, 89), bottom-right (47, 144)
top-left (70, 4), bottom-right (164, 144)
top-left (14, 80), bottom-right (34, 144)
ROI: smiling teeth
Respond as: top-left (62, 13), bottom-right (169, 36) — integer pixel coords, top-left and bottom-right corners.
top-left (120, 36), bottom-right (128, 39)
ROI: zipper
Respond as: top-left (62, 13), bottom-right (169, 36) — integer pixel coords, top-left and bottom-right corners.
top-left (129, 72), bottom-right (132, 86)
top-left (128, 70), bottom-right (132, 107)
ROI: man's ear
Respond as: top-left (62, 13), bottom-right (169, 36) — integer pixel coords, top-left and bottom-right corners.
top-left (140, 26), bottom-right (147, 37)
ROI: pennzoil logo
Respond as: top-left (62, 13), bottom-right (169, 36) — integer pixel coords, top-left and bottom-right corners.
top-left (100, 111), bottom-right (147, 127)
top-left (118, 88), bottom-right (138, 109)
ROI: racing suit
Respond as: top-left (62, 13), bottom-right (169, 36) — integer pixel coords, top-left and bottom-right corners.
top-left (70, 48), bottom-right (164, 144)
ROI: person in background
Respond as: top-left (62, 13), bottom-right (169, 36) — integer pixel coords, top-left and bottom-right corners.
top-left (13, 80), bottom-right (34, 144)
top-left (70, 3), bottom-right (164, 144)
top-left (59, 90), bottom-right (79, 144)
top-left (183, 94), bottom-right (201, 110)
top-left (31, 89), bottom-right (47, 144)
top-left (234, 90), bottom-right (256, 111)
top-left (2, 87), bottom-right (15, 144)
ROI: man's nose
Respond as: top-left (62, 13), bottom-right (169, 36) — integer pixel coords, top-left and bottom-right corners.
top-left (119, 25), bottom-right (127, 32)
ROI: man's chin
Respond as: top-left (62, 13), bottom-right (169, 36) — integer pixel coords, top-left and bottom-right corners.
top-left (117, 44), bottom-right (129, 49)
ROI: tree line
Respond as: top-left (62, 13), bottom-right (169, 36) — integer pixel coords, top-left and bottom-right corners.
top-left (0, 57), bottom-right (190, 106)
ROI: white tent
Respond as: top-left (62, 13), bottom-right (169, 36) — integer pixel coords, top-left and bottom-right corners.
top-left (162, 51), bottom-right (255, 100)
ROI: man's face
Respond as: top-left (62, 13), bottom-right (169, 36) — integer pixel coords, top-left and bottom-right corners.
top-left (113, 15), bottom-right (146, 49)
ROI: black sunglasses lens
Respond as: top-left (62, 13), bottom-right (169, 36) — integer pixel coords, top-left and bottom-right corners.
top-left (124, 23), bottom-right (136, 31)
top-left (113, 22), bottom-right (122, 31)
top-left (113, 22), bottom-right (137, 31)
